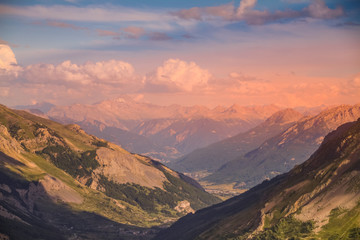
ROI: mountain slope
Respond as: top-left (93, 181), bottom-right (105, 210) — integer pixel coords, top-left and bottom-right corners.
top-left (145, 118), bottom-right (256, 156)
top-left (0, 105), bottom-right (220, 239)
top-left (154, 118), bottom-right (360, 240)
top-left (206, 104), bottom-right (360, 188)
top-left (170, 109), bottom-right (303, 173)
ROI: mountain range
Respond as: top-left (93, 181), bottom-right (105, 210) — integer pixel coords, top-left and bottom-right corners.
top-left (154, 118), bottom-right (360, 239)
top-left (43, 96), bottom-right (282, 161)
top-left (168, 104), bottom-right (360, 191)
top-left (0, 105), bottom-right (219, 239)
top-left (169, 108), bottom-right (304, 174)
top-left (205, 104), bottom-right (360, 189)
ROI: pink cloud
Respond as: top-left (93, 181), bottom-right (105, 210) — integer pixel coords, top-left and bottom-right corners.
top-left (148, 32), bottom-right (172, 41)
top-left (34, 20), bottom-right (88, 30)
top-left (236, 0), bottom-right (256, 17)
top-left (122, 26), bottom-right (146, 39)
top-left (306, 0), bottom-right (343, 19)
top-left (172, 4), bottom-right (234, 21)
top-left (0, 4), bottom-right (164, 22)
top-left (0, 44), bottom-right (358, 108)
top-left (173, 7), bottom-right (202, 20)
top-left (96, 29), bottom-right (120, 37)
top-left (172, 0), bottom-right (344, 24)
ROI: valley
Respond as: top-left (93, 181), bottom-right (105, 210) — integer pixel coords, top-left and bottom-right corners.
top-left (174, 104), bottom-right (360, 192)
top-left (2, 102), bottom-right (360, 239)
top-left (154, 118), bottom-right (360, 239)
top-left (17, 101), bottom-right (360, 198)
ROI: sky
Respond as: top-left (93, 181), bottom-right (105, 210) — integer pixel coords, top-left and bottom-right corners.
top-left (0, 0), bottom-right (359, 108)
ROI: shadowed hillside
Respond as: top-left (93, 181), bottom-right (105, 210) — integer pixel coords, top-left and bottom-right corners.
top-left (154, 118), bottom-right (360, 240)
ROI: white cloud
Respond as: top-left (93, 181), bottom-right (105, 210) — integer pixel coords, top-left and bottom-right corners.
top-left (22, 60), bottom-right (136, 87)
top-left (0, 44), bottom-right (22, 77)
top-left (0, 58), bottom-right (142, 106)
top-left (145, 59), bottom-right (211, 92)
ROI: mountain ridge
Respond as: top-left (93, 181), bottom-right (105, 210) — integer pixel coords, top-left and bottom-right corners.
top-left (44, 97), bottom-right (282, 161)
top-left (154, 118), bottom-right (360, 239)
top-left (205, 104), bottom-right (360, 188)
top-left (170, 108), bottom-right (304, 173)
top-left (0, 104), bottom-right (220, 239)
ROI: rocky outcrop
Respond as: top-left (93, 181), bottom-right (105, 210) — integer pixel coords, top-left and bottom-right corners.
top-left (93, 145), bottom-right (167, 189)
top-left (174, 200), bottom-right (194, 214)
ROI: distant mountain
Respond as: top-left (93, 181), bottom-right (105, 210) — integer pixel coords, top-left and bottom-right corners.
top-left (170, 109), bottom-right (304, 173)
top-left (294, 104), bottom-right (329, 116)
top-left (14, 101), bottom-right (55, 114)
top-left (0, 105), bottom-right (219, 239)
top-left (141, 118), bottom-right (257, 157)
top-left (206, 104), bottom-right (360, 188)
top-left (47, 97), bottom-right (282, 161)
top-left (154, 119), bottom-right (360, 240)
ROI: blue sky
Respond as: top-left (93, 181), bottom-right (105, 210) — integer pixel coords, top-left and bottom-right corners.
top-left (0, 0), bottom-right (359, 107)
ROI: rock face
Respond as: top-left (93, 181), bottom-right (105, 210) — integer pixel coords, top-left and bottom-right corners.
top-left (94, 146), bottom-right (167, 189)
top-left (0, 104), bottom-right (220, 239)
top-left (39, 175), bottom-right (83, 204)
top-left (170, 108), bottom-right (304, 173)
top-left (205, 104), bottom-right (360, 188)
top-left (174, 200), bottom-right (194, 214)
top-left (45, 96), bottom-right (282, 161)
top-left (154, 119), bottom-right (360, 240)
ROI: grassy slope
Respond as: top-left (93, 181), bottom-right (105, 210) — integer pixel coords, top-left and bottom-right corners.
top-left (0, 105), bottom-right (219, 238)
top-left (13, 107), bottom-right (220, 212)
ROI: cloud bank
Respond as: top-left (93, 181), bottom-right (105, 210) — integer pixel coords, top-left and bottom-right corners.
top-left (0, 44), bottom-right (358, 107)
top-left (22, 60), bottom-right (136, 87)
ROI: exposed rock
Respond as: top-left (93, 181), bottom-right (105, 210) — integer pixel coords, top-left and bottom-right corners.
top-left (174, 200), bottom-right (194, 214)
top-left (39, 175), bottom-right (83, 204)
top-left (94, 145), bottom-right (167, 189)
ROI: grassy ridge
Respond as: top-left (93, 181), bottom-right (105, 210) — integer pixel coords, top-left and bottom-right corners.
top-left (0, 104), bottom-right (220, 235)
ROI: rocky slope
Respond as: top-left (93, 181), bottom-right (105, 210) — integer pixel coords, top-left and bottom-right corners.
top-left (206, 104), bottom-right (360, 188)
top-left (0, 105), bottom-right (219, 239)
top-left (45, 96), bottom-right (281, 161)
top-left (154, 118), bottom-right (360, 240)
top-left (170, 109), bottom-right (304, 174)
